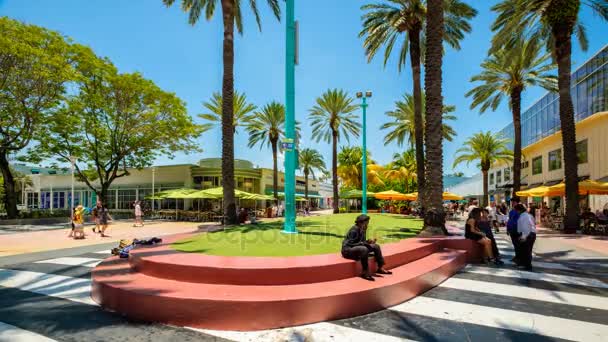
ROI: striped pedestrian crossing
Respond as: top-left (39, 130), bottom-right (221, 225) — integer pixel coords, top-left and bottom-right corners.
top-left (0, 241), bottom-right (607, 341)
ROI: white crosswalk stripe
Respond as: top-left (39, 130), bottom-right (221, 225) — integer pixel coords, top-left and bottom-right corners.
top-left (501, 258), bottom-right (573, 270)
top-left (0, 322), bottom-right (57, 342)
top-left (464, 265), bottom-right (608, 288)
top-left (391, 296), bottom-right (608, 342)
top-left (34, 257), bottom-right (102, 268)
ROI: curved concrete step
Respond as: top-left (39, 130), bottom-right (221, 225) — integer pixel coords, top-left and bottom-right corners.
top-left (91, 249), bottom-right (467, 331)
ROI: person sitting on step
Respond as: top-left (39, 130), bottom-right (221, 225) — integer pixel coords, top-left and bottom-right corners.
top-left (341, 214), bottom-right (392, 281)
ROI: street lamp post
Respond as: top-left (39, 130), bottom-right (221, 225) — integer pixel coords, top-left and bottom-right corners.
top-left (283, 0), bottom-right (297, 234)
top-left (151, 167), bottom-right (156, 213)
top-left (356, 91), bottom-right (372, 214)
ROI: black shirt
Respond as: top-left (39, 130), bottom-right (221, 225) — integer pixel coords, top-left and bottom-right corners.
top-left (342, 225), bottom-right (366, 250)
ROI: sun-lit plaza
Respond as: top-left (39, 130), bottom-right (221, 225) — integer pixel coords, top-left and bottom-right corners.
top-left (1, 0), bottom-right (608, 341)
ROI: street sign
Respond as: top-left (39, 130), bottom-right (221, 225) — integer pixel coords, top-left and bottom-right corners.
top-left (281, 138), bottom-right (294, 152)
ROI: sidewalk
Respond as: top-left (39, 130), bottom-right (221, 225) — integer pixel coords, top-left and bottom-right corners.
top-left (0, 220), bottom-right (205, 257)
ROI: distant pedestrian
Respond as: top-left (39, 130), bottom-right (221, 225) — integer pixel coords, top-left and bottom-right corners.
top-left (133, 200), bottom-right (144, 227)
top-left (507, 198), bottom-right (521, 264)
top-left (92, 202), bottom-right (101, 233)
top-left (99, 203), bottom-right (112, 237)
top-left (516, 203), bottom-right (536, 271)
top-left (71, 204), bottom-right (86, 240)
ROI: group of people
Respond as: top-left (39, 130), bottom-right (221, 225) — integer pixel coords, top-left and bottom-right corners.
top-left (465, 197), bottom-right (536, 270)
top-left (69, 202), bottom-right (112, 239)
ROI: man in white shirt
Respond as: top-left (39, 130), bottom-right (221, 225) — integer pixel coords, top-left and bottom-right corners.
top-left (467, 200), bottom-right (479, 215)
top-left (515, 204), bottom-right (537, 271)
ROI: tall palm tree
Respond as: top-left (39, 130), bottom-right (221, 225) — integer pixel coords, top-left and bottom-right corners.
top-left (245, 102), bottom-right (286, 200)
top-left (337, 146), bottom-right (385, 189)
top-left (298, 148), bottom-right (327, 202)
top-left (360, 0), bottom-right (476, 208)
top-left (384, 150), bottom-right (417, 193)
top-left (199, 91), bottom-right (256, 133)
top-left (423, 0), bottom-right (446, 215)
top-left (491, 0), bottom-right (608, 232)
top-left (163, 0), bottom-right (280, 224)
top-left (453, 132), bottom-right (513, 207)
top-left (382, 92), bottom-right (457, 147)
top-left (467, 39), bottom-right (557, 195)
top-left (309, 89), bottom-right (360, 213)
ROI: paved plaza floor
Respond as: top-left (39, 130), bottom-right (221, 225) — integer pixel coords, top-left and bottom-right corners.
top-left (0, 220), bottom-right (607, 341)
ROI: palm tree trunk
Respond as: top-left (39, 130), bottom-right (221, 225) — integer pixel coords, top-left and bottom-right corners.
top-left (0, 151), bottom-right (18, 219)
top-left (482, 169), bottom-right (489, 207)
top-left (423, 0), bottom-right (444, 220)
top-left (511, 87), bottom-right (523, 195)
top-left (332, 130), bottom-right (339, 214)
top-left (304, 169), bottom-right (309, 202)
top-left (271, 139), bottom-right (279, 200)
top-left (553, 23), bottom-right (579, 233)
top-left (221, 0), bottom-right (237, 224)
top-left (409, 25), bottom-right (426, 209)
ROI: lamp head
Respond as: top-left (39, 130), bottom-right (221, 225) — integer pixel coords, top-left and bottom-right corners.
top-left (356, 92), bottom-right (363, 98)
top-left (365, 91), bottom-right (372, 98)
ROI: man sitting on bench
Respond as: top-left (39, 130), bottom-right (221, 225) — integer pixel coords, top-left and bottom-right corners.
top-left (341, 214), bottom-right (392, 281)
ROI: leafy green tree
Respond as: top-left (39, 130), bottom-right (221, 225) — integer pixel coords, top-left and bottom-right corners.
top-left (199, 91), bottom-right (256, 133)
top-left (298, 148), bottom-right (327, 202)
top-left (384, 150), bottom-right (417, 193)
top-left (491, 0), bottom-right (608, 231)
top-left (360, 0), bottom-right (476, 208)
top-left (0, 17), bottom-right (74, 218)
top-left (309, 89), bottom-right (360, 213)
top-left (337, 146), bottom-right (384, 189)
top-left (467, 39), bottom-right (556, 195)
top-left (245, 102), bottom-right (287, 200)
top-left (30, 48), bottom-right (205, 204)
top-left (163, 0), bottom-right (281, 224)
top-left (382, 92), bottom-right (457, 147)
top-left (453, 132), bottom-right (513, 207)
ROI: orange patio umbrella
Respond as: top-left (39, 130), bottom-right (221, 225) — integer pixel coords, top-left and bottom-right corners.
top-left (374, 190), bottom-right (415, 201)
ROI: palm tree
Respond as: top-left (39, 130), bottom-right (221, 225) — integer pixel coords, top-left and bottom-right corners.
top-left (163, 0), bottom-right (280, 225)
top-left (423, 0), bottom-right (446, 215)
top-left (360, 0), bottom-right (476, 208)
top-left (384, 150), bottom-right (417, 193)
top-left (309, 89), bottom-right (360, 213)
top-left (245, 102), bottom-right (286, 200)
top-left (491, 0), bottom-right (608, 232)
top-left (467, 39), bottom-right (557, 195)
top-left (382, 92), bottom-right (457, 147)
top-left (298, 148), bottom-right (327, 202)
top-left (453, 132), bottom-right (513, 207)
top-left (199, 91), bottom-right (256, 133)
top-left (337, 146), bottom-right (385, 189)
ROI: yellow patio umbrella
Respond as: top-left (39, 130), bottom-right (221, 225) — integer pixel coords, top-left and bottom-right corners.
top-left (374, 190), bottom-right (415, 201)
top-left (442, 192), bottom-right (464, 200)
top-left (516, 186), bottom-right (552, 198)
top-left (545, 180), bottom-right (608, 197)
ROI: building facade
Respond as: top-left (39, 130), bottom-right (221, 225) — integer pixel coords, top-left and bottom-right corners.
top-left (489, 45), bottom-right (608, 210)
top-left (21, 158), bottom-right (321, 211)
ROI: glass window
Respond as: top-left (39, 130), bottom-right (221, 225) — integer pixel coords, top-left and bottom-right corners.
top-left (27, 192), bottom-right (39, 209)
top-left (548, 149), bottom-right (562, 171)
top-left (504, 168), bottom-right (511, 182)
top-left (577, 139), bottom-right (588, 164)
top-left (532, 156), bottom-right (543, 175)
top-left (577, 82), bottom-right (587, 119)
top-left (104, 189), bottom-right (116, 209)
top-left (496, 170), bottom-right (502, 184)
top-left (489, 173), bottom-right (495, 185)
top-left (117, 190), bottom-right (136, 210)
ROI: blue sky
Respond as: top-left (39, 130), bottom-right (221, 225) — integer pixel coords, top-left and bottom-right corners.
top-left (2, 0), bottom-right (606, 176)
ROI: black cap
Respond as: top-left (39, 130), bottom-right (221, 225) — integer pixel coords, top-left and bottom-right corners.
top-left (355, 214), bottom-right (370, 224)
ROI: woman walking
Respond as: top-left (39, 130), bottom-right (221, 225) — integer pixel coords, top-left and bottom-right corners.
top-left (99, 203), bottom-right (112, 237)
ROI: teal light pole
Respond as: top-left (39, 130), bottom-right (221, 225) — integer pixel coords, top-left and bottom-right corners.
top-left (356, 91), bottom-right (372, 214)
top-left (282, 0), bottom-right (297, 234)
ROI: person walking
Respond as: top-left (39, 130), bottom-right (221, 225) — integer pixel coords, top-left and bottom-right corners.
top-left (515, 203), bottom-right (537, 271)
top-left (133, 200), bottom-right (144, 227)
top-left (92, 202), bottom-right (101, 233)
top-left (99, 203), bottom-right (112, 237)
top-left (507, 198), bottom-right (521, 264)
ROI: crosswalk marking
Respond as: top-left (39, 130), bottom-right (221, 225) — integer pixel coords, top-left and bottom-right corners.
top-left (0, 322), bottom-right (57, 342)
top-left (92, 250), bottom-right (111, 255)
top-left (191, 322), bottom-right (413, 342)
top-left (0, 269), bottom-right (96, 305)
top-left (34, 257), bottom-right (102, 268)
top-left (391, 296), bottom-right (608, 342)
top-left (501, 259), bottom-right (573, 270)
top-left (464, 265), bottom-right (608, 288)
top-left (439, 277), bottom-right (608, 310)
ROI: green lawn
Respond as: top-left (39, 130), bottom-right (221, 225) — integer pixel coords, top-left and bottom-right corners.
top-left (172, 213), bottom-right (424, 257)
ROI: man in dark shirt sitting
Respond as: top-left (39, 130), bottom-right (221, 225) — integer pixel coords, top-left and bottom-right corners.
top-left (341, 214), bottom-right (392, 281)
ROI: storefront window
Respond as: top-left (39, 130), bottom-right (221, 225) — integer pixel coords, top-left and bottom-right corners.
top-left (53, 192), bottom-right (66, 209)
top-left (117, 189), bottom-right (137, 209)
top-left (577, 139), bottom-right (588, 164)
top-left (532, 156), bottom-right (542, 175)
top-left (504, 168), bottom-right (511, 182)
top-left (489, 173), bottom-right (494, 185)
top-left (496, 170), bottom-right (502, 184)
top-left (548, 149), bottom-right (562, 171)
